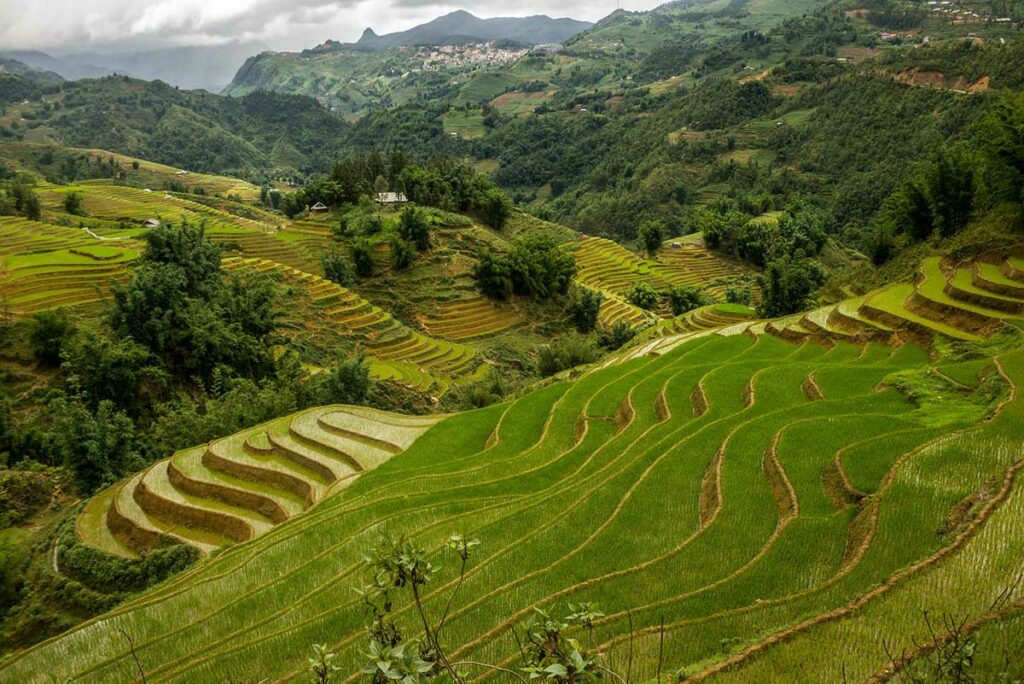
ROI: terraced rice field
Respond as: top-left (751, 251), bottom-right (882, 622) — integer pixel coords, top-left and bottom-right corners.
top-left (223, 257), bottom-right (481, 394)
top-left (77, 405), bottom-right (441, 558)
top-left (0, 217), bottom-right (140, 316)
top-left (37, 183), bottom-right (266, 231)
top-left (419, 297), bottom-right (524, 340)
top-left (208, 225), bottom-right (321, 274)
top-left (598, 291), bottom-right (656, 329)
top-left (7, 313), bottom-right (1023, 681)
top-left (636, 253), bottom-right (1024, 357)
top-left (571, 236), bottom-right (753, 319)
top-left (650, 303), bottom-right (757, 337)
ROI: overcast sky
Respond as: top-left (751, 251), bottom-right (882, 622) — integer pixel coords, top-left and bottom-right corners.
top-left (0, 0), bottom-right (666, 54)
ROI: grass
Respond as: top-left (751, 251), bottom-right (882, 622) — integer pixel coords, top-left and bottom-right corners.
top-left (6, 311), bottom-right (1021, 681)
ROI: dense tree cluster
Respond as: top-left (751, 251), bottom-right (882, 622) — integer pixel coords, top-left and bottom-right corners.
top-left (0, 222), bottom-right (374, 498)
top-left (0, 170), bottom-right (41, 220)
top-left (474, 232), bottom-right (577, 300)
top-left (280, 153), bottom-right (513, 229)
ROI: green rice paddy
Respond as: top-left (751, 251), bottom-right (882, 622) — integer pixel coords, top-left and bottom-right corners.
top-left (6, 324), bottom-right (1023, 681)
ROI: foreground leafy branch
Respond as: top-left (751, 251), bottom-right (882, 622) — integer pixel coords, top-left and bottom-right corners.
top-left (309, 533), bottom-right (637, 684)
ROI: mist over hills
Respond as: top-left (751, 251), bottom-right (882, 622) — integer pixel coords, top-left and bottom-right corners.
top-left (2, 42), bottom-right (267, 92)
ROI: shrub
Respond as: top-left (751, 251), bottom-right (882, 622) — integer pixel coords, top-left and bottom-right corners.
top-left (637, 220), bottom-right (665, 254)
top-left (599, 321), bottom-right (636, 350)
top-left (626, 281), bottom-right (659, 310)
top-left (62, 192), bottom-right (85, 216)
top-left (322, 248), bottom-right (355, 286)
top-left (389, 238), bottom-right (415, 271)
top-left (29, 310), bottom-right (75, 366)
top-left (398, 206), bottom-right (431, 251)
top-left (667, 285), bottom-right (710, 316)
top-left (537, 335), bottom-right (599, 376)
top-left (570, 287), bottom-right (603, 333)
top-left (352, 240), bottom-right (374, 278)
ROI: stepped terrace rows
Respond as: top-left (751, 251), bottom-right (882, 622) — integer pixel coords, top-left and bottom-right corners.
top-left (639, 253), bottom-right (1024, 358)
top-left (0, 218), bottom-right (141, 316)
top-left (572, 235), bottom-right (752, 301)
top-left (76, 405), bottom-right (441, 559)
top-left (37, 183), bottom-right (273, 232)
top-left (222, 257), bottom-right (480, 394)
top-left (207, 226), bottom-right (321, 274)
top-left (6, 324), bottom-right (1020, 681)
top-left (419, 297), bottom-right (524, 340)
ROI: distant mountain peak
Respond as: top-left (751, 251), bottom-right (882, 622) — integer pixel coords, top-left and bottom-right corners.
top-left (353, 10), bottom-right (592, 50)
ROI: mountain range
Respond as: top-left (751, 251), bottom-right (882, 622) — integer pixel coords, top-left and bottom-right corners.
top-left (2, 43), bottom-right (267, 92)
top-left (354, 10), bottom-right (593, 50)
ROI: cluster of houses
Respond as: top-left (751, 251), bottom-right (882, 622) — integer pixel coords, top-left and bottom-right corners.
top-left (416, 43), bottom-right (528, 71)
top-left (923, 1), bottom-right (1014, 24)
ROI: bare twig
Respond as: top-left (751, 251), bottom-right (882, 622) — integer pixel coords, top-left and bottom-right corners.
top-left (435, 555), bottom-right (468, 639)
top-left (626, 610), bottom-right (634, 684)
top-left (511, 627), bottom-right (528, 667)
top-left (450, 660), bottom-right (529, 684)
top-left (597, 664), bottom-right (627, 684)
top-left (412, 584), bottom-right (462, 684)
top-left (118, 628), bottom-right (147, 684)
top-left (656, 615), bottom-right (665, 683)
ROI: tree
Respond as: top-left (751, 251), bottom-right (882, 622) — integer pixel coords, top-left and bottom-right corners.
top-left (322, 248), bottom-right (355, 286)
top-left (637, 220), bottom-right (665, 255)
top-left (537, 335), bottom-right (599, 376)
top-left (11, 182), bottom-right (41, 220)
top-left (389, 238), bottom-right (415, 270)
top-left (473, 252), bottom-right (513, 299)
top-left (726, 285), bottom-right (752, 305)
top-left (352, 240), bottom-right (374, 278)
top-left (667, 285), bottom-right (710, 316)
top-left (108, 221), bottom-right (278, 387)
top-left (475, 233), bottom-right (576, 301)
top-left (867, 223), bottom-right (898, 266)
top-left (29, 309), bottom-right (75, 366)
top-left (62, 328), bottom-right (160, 410)
top-left (315, 354), bottom-right (371, 405)
top-left (47, 396), bottom-right (142, 493)
top-left (569, 288), bottom-right (602, 333)
top-left (978, 91), bottom-right (1024, 210)
top-left (927, 150), bottom-right (975, 238)
top-left (599, 321), bottom-right (635, 350)
top-left (626, 281), bottom-right (659, 310)
top-left (63, 191), bottom-right (85, 216)
top-left (399, 206), bottom-right (431, 251)
top-left (136, 221), bottom-right (222, 297)
top-left (757, 255), bottom-right (824, 318)
top-left (479, 188), bottom-right (513, 230)
top-left (131, 160), bottom-right (140, 170)
top-left (504, 233), bottom-right (577, 299)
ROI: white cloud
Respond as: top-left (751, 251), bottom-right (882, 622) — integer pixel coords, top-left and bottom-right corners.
top-left (0, 0), bottom-right (664, 53)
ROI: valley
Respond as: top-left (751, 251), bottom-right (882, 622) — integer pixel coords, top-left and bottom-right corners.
top-left (1, 0), bottom-right (1024, 680)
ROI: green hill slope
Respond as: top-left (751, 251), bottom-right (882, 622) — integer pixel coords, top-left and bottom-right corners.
top-left (4, 277), bottom-right (1022, 679)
